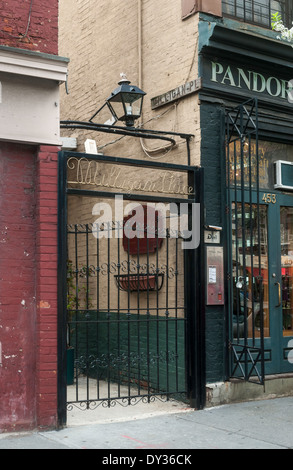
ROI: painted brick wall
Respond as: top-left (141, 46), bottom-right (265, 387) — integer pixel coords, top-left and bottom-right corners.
top-left (35, 145), bottom-right (59, 430)
top-left (0, 143), bottom-right (59, 432)
top-left (0, 143), bottom-right (37, 432)
top-left (59, 0), bottom-right (201, 166)
top-left (201, 102), bottom-right (226, 383)
top-left (0, 0), bottom-right (58, 54)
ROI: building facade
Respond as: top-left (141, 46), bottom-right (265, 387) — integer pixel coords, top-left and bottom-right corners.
top-left (58, 0), bottom-right (293, 420)
top-left (0, 0), bottom-right (68, 431)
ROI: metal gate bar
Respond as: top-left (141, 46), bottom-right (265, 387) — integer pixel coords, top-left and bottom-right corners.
top-left (226, 98), bottom-right (265, 385)
top-left (58, 152), bottom-right (205, 425)
top-left (66, 222), bottom-right (187, 409)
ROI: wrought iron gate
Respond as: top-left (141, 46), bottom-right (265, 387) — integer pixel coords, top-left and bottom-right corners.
top-left (57, 151), bottom-right (205, 425)
top-left (225, 98), bottom-right (265, 385)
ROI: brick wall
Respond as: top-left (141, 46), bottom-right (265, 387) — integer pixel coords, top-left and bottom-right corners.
top-left (0, 143), bottom-right (59, 432)
top-left (0, 0), bottom-right (58, 54)
top-left (201, 103), bottom-right (226, 383)
top-left (35, 145), bottom-right (59, 430)
top-left (0, 143), bottom-right (37, 431)
top-left (0, 0), bottom-right (62, 433)
top-left (59, 0), bottom-right (201, 166)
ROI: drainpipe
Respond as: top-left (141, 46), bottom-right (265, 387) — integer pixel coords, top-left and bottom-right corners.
top-left (138, 0), bottom-right (143, 110)
top-left (137, 0), bottom-right (176, 157)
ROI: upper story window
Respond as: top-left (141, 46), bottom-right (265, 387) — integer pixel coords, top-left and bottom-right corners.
top-left (222, 0), bottom-right (293, 29)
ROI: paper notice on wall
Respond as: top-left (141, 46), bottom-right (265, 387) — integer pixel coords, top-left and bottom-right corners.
top-left (208, 266), bottom-right (217, 284)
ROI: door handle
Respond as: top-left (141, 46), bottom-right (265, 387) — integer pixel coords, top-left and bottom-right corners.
top-left (275, 282), bottom-right (281, 308)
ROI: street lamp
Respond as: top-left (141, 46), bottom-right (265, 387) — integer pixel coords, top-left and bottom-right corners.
top-left (106, 74), bottom-right (146, 128)
top-left (62, 73), bottom-right (194, 164)
top-left (89, 74), bottom-right (146, 128)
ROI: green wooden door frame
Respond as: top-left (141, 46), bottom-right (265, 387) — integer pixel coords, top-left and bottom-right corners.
top-left (269, 192), bottom-right (293, 374)
top-left (228, 190), bottom-right (293, 376)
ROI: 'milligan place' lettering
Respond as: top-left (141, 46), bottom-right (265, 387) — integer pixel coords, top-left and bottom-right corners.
top-left (211, 61), bottom-right (293, 100)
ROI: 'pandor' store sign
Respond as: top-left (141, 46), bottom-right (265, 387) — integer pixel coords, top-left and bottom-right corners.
top-left (205, 60), bottom-right (293, 103)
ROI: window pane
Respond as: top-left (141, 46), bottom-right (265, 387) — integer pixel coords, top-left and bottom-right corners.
top-left (232, 203), bottom-right (270, 339)
top-left (222, 0), bottom-right (293, 29)
top-left (281, 207), bottom-right (293, 337)
top-left (227, 140), bottom-right (293, 190)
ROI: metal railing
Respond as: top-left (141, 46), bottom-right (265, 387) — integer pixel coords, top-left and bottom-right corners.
top-left (222, 0), bottom-right (293, 29)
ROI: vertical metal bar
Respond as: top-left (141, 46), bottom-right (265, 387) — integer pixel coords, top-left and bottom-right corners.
top-left (185, 168), bottom-right (205, 409)
top-left (127, 233), bottom-right (131, 404)
top-left (74, 225), bottom-right (79, 402)
top-left (165, 227), bottom-right (170, 399)
top-left (175, 235), bottom-right (179, 392)
top-left (107, 222), bottom-right (111, 405)
top-left (268, 1), bottom-right (271, 28)
top-left (197, 167), bottom-right (206, 409)
top-left (234, 139), bottom-right (240, 343)
top-left (146, 233), bottom-right (150, 402)
top-left (137, 221), bottom-right (141, 397)
top-left (96, 223), bottom-right (100, 400)
top-left (117, 220), bottom-right (121, 398)
top-left (239, 105), bottom-right (249, 380)
top-left (85, 224), bottom-right (90, 408)
top-left (254, 99), bottom-right (265, 385)
top-left (156, 217), bottom-right (160, 393)
top-left (248, 134), bottom-right (256, 346)
top-left (186, 136), bottom-right (191, 166)
top-left (226, 99), bottom-right (264, 384)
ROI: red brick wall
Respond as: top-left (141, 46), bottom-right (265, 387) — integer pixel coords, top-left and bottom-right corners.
top-left (0, 143), bottom-right (59, 432)
top-left (35, 145), bottom-right (59, 430)
top-left (0, 0), bottom-right (58, 55)
top-left (0, 143), bottom-right (37, 432)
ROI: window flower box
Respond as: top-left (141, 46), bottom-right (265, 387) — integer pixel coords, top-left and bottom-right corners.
top-left (115, 273), bottom-right (164, 292)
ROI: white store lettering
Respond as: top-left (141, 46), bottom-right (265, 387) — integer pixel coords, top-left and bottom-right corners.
top-left (211, 61), bottom-right (293, 100)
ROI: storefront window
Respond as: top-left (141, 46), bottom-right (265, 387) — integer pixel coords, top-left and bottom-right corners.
top-left (227, 140), bottom-right (293, 190)
top-left (232, 203), bottom-right (270, 338)
top-left (222, 0), bottom-right (293, 29)
top-left (281, 206), bottom-right (293, 336)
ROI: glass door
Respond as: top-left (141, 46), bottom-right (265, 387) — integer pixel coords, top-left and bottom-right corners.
top-left (276, 195), bottom-right (293, 372)
top-left (225, 102), bottom-right (293, 379)
top-left (231, 193), bottom-right (293, 375)
top-left (231, 198), bottom-right (272, 376)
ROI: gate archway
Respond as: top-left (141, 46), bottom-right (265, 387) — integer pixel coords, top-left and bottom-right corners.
top-left (57, 151), bottom-right (205, 427)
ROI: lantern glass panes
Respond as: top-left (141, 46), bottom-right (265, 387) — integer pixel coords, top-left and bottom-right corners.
top-left (106, 75), bottom-right (146, 127)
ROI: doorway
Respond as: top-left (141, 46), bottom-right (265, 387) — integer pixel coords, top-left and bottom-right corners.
top-left (230, 193), bottom-right (293, 375)
top-left (225, 99), bottom-right (293, 379)
top-left (57, 150), bottom-right (205, 426)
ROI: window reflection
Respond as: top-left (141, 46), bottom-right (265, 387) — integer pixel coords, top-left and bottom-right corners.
top-left (228, 140), bottom-right (293, 190)
top-left (222, 0), bottom-right (292, 28)
top-left (232, 203), bottom-right (270, 339)
top-left (281, 207), bottom-right (293, 336)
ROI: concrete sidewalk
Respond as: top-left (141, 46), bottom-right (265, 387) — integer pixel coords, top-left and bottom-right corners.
top-left (0, 396), bottom-right (293, 449)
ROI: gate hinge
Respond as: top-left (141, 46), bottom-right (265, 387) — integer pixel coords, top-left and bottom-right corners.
top-left (225, 205), bottom-right (230, 215)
